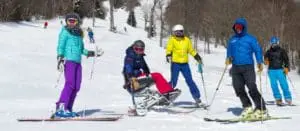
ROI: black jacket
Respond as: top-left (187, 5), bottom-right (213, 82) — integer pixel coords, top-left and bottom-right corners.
top-left (264, 46), bottom-right (289, 70)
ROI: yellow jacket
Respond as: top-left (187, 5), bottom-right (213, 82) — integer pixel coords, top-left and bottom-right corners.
top-left (166, 36), bottom-right (197, 63)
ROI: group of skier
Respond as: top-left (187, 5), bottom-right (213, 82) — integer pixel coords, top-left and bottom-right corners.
top-left (226, 18), bottom-right (292, 119)
top-left (53, 13), bottom-right (293, 119)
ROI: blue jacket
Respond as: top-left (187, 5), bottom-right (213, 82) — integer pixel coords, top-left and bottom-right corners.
top-left (123, 47), bottom-right (150, 78)
top-left (227, 18), bottom-right (263, 65)
top-left (88, 31), bottom-right (94, 38)
top-left (57, 27), bottom-right (88, 63)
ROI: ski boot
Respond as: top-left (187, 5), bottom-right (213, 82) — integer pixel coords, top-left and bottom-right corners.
top-left (128, 107), bottom-right (138, 116)
top-left (286, 99), bottom-right (293, 106)
top-left (195, 98), bottom-right (207, 108)
top-left (158, 89), bottom-right (182, 106)
top-left (251, 109), bottom-right (269, 119)
top-left (240, 107), bottom-right (254, 120)
top-left (52, 103), bottom-right (78, 118)
top-left (276, 99), bottom-right (284, 106)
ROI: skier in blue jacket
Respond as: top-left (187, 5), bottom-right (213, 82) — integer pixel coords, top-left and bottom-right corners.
top-left (87, 27), bottom-right (95, 43)
top-left (226, 18), bottom-right (267, 119)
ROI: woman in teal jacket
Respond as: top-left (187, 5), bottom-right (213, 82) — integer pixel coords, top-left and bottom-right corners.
top-left (54, 13), bottom-right (99, 118)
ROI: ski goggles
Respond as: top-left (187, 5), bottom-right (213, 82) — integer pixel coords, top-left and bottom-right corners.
top-left (174, 30), bottom-right (184, 37)
top-left (133, 46), bottom-right (145, 54)
top-left (66, 18), bottom-right (78, 25)
top-left (234, 24), bottom-right (243, 31)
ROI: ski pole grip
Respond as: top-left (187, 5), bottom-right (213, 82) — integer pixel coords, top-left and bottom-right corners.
top-left (198, 64), bottom-right (203, 73)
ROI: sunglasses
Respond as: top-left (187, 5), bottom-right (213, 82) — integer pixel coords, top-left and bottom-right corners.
top-left (67, 18), bottom-right (78, 25)
top-left (133, 46), bottom-right (145, 54)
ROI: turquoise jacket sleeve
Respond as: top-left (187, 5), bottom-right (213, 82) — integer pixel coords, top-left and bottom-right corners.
top-left (57, 28), bottom-right (67, 56)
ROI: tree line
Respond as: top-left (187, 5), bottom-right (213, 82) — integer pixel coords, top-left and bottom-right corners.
top-left (164, 0), bottom-right (300, 73)
top-left (0, 0), bottom-right (139, 21)
top-left (1, 0), bottom-right (299, 73)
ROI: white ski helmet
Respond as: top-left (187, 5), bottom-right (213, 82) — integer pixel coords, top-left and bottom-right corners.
top-left (172, 24), bottom-right (184, 31)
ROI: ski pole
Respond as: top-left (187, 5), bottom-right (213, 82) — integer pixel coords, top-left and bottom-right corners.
top-left (265, 68), bottom-right (269, 94)
top-left (208, 65), bottom-right (228, 108)
top-left (89, 45), bottom-right (98, 80)
top-left (54, 71), bottom-right (63, 88)
top-left (258, 71), bottom-right (264, 124)
top-left (287, 75), bottom-right (295, 90)
top-left (198, 64), bottom-right (208, 105)
top-left (168, 57), bottom-right (173, 89)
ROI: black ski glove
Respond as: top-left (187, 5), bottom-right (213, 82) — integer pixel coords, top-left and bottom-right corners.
top-left (87, 50), bottom-right (103, 58)
top-left (194, 53), bottom-right (202, 64)
top-left (144, 71), bottom-right (150, 77)
top-left (57, 56), bottom-right (64, 72)
top-left (87, 51), bottom-right (95, 58)
top-left (166, 54), bottom-right (172, 63)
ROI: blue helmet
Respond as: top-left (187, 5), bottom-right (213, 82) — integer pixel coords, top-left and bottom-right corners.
top-left (270, 36), bottom-right (279, 45)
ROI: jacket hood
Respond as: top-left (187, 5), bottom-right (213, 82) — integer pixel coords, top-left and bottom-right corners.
top-left (232, 18), bottom-right (248, 36)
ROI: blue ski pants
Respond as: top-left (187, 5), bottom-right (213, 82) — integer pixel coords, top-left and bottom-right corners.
top-left (169, 63), bottom-right (200, 100)
top-left (268, 69), bottom-right (292, 101)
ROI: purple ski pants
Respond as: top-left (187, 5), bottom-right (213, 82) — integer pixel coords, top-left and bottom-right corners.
top-left (56, 61), bottom-right (82, 111)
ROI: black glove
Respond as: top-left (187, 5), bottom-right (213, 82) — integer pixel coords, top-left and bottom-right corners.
top-left (87, 50), bottom-right (103, 58)
top-left (166, 54), bottom-right (172, 63)
top-left (144, 68), bottom-right (150, 77)
top-left (145, 73), bottom-right (150, 77)
top-left (87, 51), bottom-right (95, 57)
top-left (194, 53), bottom-right (202, 64)
top-left (57, 56), bottom-right (64, 72)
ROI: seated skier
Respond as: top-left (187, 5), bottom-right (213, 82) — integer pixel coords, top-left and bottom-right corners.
top-left (122, 40), bottom-right (181, 115)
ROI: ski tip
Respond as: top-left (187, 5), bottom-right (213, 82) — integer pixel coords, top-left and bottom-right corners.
top-left (203, 117), bottom-right (214, 121)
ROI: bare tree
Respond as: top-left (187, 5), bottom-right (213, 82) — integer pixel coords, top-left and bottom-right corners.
top-left (147, 0), bottom-right (159, 38)
top-left (157, 0), bottom-right (165, 47)
top-left (141, 3), bottom-right (151, 31)
top-left (109, 0), bottom-right (116, 32)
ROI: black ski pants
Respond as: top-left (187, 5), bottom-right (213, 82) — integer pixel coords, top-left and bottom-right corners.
top-left (231, 64), bottom-right (266, 110)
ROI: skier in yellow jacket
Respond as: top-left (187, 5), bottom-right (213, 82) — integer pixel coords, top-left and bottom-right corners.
top-left (166, 24), bottom-right (203, 105)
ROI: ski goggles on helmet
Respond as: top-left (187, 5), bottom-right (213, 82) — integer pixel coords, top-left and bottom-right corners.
top-left (67, 18), bottom-right (78, 25)
top-left (174, 30), bottom-right (184, 37)
top-left (133, 46), bottom-right (145, 54)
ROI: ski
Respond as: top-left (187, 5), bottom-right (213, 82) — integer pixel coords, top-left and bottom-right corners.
top-left (166, 107), bottom-right (197, 114)
top-left (203, 116), bottom-right (291, 124)
top-left (150, 105), bottom-right (198, 115)
top-left (172, 101), bottom-right (209, 110)
top-left (18, 116), bottom-right (122, 122)
top-left (266, 101), bottom-right (296, 106)
top-left (176, 104), bottom-right (209, 110)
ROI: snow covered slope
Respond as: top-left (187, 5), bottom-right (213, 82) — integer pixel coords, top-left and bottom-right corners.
top-left (0, 6), bottom-right (300, 131)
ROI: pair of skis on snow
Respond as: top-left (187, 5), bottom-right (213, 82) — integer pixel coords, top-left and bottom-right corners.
top-left (18, 112), bottom-right (123, 122)
top-left (203, 116), bottom-right (291, 124)
top-left (17, 103), bottom-right (207, 122)
top-left (18, 116), bottom-right (122, 122)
